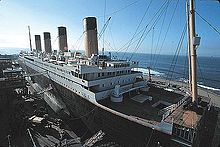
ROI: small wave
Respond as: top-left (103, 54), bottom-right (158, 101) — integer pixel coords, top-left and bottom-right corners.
top-left (177, 77), bottom-right (220, 92)
top-left (178, 78), bottom-right (204, 85)
top-left (178, 77), bottom-right (188, 83)
top-left (132, 68), bottom-right (164, 76)
top-left (198, 84), bottom-right (220, 92)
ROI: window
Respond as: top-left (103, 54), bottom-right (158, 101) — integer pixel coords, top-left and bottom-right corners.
top-left (102, 73), bottom-right (104, 76)
top-left (98, 73), bottom-right (100, 77)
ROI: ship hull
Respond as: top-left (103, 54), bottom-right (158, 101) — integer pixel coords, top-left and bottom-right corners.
top-left (19, 60), bottom-right (172, 146)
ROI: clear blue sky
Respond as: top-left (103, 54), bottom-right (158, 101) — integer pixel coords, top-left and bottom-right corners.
top-left (0, 0), bottom-right (220, 56)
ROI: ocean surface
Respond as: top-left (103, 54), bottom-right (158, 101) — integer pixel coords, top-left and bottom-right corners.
top-left (1, 48), bottom-right (220, 94)
top-left (111, 52), bottom-right (220, 94)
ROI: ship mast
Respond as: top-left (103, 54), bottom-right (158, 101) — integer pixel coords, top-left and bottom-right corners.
top-left (28, 26), bottom-right (33, 52)
top-left (188, 0), bottom-right (200, 104)
top-left (186, 1), bottom-right (192, 94)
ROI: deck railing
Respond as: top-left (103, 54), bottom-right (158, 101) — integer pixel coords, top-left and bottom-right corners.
top-left (159, 95), bottom-right (189, 120)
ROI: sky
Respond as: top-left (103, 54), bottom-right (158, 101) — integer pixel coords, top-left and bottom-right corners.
top-left (0, 0), bottom-right (220, 57)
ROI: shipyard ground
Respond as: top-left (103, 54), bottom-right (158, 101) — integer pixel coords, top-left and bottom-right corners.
top-left (0, 87), bottom-right (121, 147)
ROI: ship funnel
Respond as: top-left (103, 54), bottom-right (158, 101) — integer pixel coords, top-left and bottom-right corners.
top-left (58, 26), bottom-right (68, 52)
top-left (43, 32), bottom-right (52, 53)
top-left (83, 17), bottom-right (98, 57)
top-left (35, 35), bottom-right (42, 52)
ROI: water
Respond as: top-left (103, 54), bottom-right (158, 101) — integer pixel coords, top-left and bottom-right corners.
top-left (111, 52), bottom-right (220, 93)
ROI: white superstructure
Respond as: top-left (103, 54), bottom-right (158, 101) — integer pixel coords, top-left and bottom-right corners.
top-left (20, 52), bottom-right (147, 103)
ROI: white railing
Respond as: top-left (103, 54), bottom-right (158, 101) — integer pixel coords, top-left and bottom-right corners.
top-left (159, 95), bottom-right (189, 120)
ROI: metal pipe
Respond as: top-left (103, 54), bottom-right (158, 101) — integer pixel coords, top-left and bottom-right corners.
top-left (27, 129), bottom-right (37, 147)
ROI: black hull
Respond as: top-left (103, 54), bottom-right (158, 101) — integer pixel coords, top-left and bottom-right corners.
top-left (19, 61), bottom-right (172, 146)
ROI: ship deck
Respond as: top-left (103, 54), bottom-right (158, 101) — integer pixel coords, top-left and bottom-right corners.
top-left (164, 105), bottom-right (202, 128)
top-left (164, 95), bottom-right (210, 129)
top-left (98, 86), bottom-right (184, 124)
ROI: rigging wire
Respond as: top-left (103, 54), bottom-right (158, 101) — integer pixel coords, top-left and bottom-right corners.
top-left (128, 0), bottom-right (171, 61)
top-left (197, 60), bottom-right (211, 99)
top-left (166, 24), bottom-right (187, 84)
top-left (51, 36), bottom-right (59, 50)
top-left (104, 39), bottom-right (115, 51)
top-left (152, 2), bottom-right (169, 66)
top-left (109, 1), bottom-right (171, 86)
top-left (195, 10), bottom-right (220, 36)
top-left (75, 33), bottom-right (85, 51)
top-left (108, 22), bottom-right (117, 51)
top-left (102, 0), bottom-right (140, 17)
top-left (72, 32), bottom-right (84, 50)
top-left (182, 50), bottom-right (189, 88)
top-left (153, 0), bottom-right (180, 68)
top-left (120, 0), bottom-right (154, 59)
top-left (102, 0), bottom-right (107, 55)
top-left (113, 0), bottom-right (170, 55)
top-left (150, 27), bottom-right (155, 67)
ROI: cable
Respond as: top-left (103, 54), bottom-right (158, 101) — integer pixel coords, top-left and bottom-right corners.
top-left (107, 1), bottom-right (172, 91)
top-left (121, 0), bottom-right (154, 60)
top-left (102, 0), bottom-right (107, 55)
top-left (167, 24), bottom-right (187, 84)
top-left (195, 11), bottom-right (220, 36)
top-left (109, 22), bottom-right (117, 50)
top-left (197, 59), bottom-right (211, 99)
top-left (152, 2), bottom-right (169, 65)
top-left (72, 32), bottom-right (85, 51)
top-left (127, 0), bottom-right (171, 61)
top-left (153, 0), bottom-right (180, 68)
top-left (51, 36), bottom-right (59, 50)
top-left (113, 0), bottom-right (169, 55)
top-left (150, 27), bottom-right (154, 67)
top-left (183, 49), bottom-right (189, 88)
top-left (108, 1), bottom-right (171, 88)
top-left (103, 0), bottom-right (140, 17)
top-left (104, 0), bottom-right (161, 86)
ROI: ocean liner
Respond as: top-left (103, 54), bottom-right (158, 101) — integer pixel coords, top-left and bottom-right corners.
top-left (18, 1), bottom-right (215, 146)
